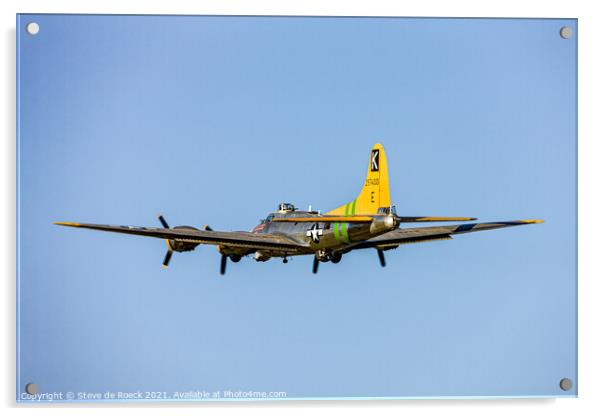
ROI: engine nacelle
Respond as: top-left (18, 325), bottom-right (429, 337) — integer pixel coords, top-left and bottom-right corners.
top-left (254, 251), bottom-right (271, 262)
top-left (168, 226), bottom-right (200, 252)
top-left (315, 250), bottom-right (342, 263)
top-left (315, 249), bottom-right (330, 262)
top-left (370, 215), bottom-right (396, 234)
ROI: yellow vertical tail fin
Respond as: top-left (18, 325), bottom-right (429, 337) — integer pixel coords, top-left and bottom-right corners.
top-left (327, 143), bottom-right (391, 215)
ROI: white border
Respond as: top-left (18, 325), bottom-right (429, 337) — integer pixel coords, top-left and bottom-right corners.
top-left (3, 1), bottom-right (600, 415)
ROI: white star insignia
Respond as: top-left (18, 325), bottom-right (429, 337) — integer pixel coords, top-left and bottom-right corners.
top-left (306, 223), bottom-right (323, 243)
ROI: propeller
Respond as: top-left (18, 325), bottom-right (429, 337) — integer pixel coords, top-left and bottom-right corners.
top-left (157, 214), bottom-right (200, 269)
top-left (158, 214), bottom-right (173, 268)
top-left (158, 214), bottom-right (169, 229)
top-left (162, 249), bottom-right (173, 268)
top-left (220, 254), bottom-right (228, 275)
top-left (312, 256), bottom-right (319, 274)
top-left (377, 249), bottom-right (386, 267)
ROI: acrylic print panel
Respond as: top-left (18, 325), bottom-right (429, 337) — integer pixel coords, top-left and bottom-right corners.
top-left (16, 15), bottom-right (577, 402)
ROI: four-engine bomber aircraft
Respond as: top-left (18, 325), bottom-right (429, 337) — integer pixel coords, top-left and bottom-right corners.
top-left (55, 144), bottom-right (543, 275)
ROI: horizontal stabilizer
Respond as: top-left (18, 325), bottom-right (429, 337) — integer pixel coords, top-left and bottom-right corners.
top-left (396, 216), bottom-right (477, 222)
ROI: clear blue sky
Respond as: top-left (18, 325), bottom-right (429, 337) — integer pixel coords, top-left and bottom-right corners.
top-left (17, 15), bottom-right (576, 400)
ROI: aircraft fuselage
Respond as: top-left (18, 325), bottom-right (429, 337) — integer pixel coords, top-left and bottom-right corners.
top-left (240, 209), bottom-right (398, 260)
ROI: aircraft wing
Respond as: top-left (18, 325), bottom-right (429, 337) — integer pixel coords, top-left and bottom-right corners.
top-left (54, 221), bottom-right (306, 251)
top-left (353, 220), bottom-right (543, 249)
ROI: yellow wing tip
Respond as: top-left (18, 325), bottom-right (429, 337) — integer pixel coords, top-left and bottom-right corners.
top-left (162, 265), bottom-right (169, 269)
top-left (522, 219), bottom-right (544, 224)
top-left (54, 221), bottom-right (81, 227)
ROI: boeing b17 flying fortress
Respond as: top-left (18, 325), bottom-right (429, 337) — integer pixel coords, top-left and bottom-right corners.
top-left (55, 144), bottom-right (543, 275)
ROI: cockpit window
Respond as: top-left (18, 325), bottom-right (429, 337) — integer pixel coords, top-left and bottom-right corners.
top-left (266, 214), bottom-right (274, 222)
top-left (377, 206), bottom-right (397, 215)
